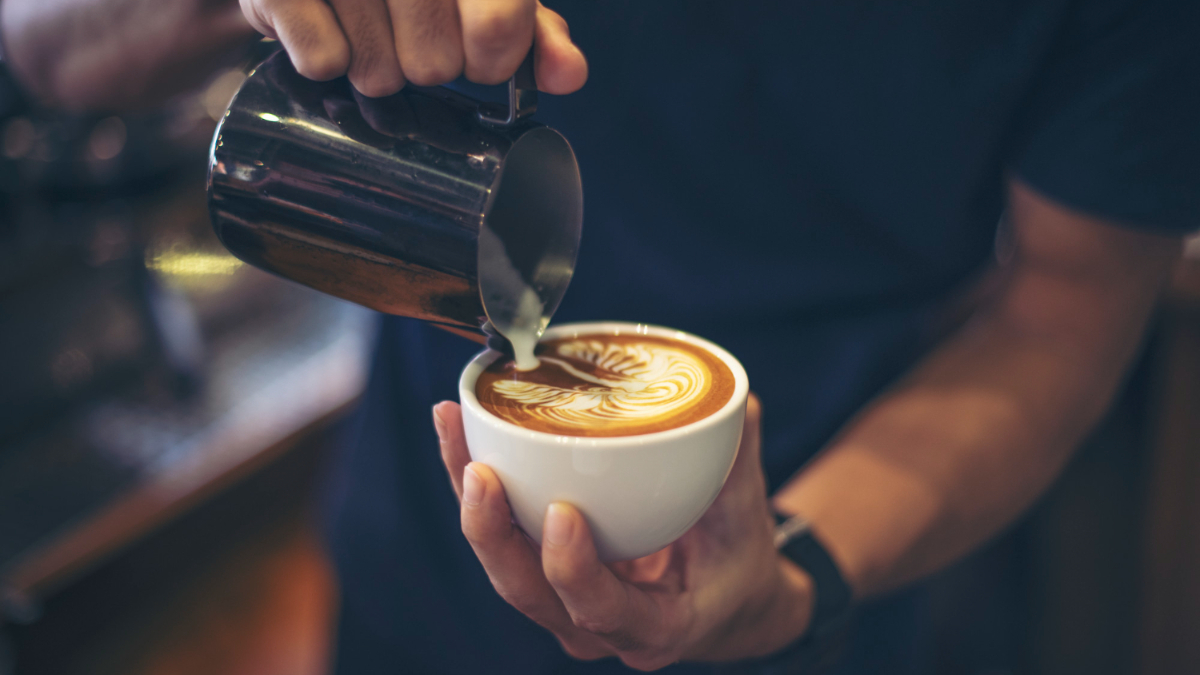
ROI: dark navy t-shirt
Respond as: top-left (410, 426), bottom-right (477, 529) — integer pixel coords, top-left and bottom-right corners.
top-left (323, 1), bottom-right (1199, 673)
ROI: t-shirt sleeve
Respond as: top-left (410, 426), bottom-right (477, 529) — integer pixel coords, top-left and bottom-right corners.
top-left (1010, 0), bottom-right (1200, 234)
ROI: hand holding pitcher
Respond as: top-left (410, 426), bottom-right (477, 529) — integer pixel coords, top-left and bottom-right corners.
top-left (238, 0), bottom-right (588, 96)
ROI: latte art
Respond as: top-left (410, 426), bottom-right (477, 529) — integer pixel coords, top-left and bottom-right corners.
top-left (475, 334), bottom-right (735, 436)
top-left (495, 340), bottom-right (707, 425)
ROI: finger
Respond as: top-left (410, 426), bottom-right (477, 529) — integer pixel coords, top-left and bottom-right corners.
top-left (246, 0), bottom-right (351, 81)
top-left (541, 503), bottom-right (671, 656)
top-left (328, 0), bottom-right (405, 96)
top-left (458, 0), bottom-right (536, 84)
top-left (461, 463), bottom-right (610, 657)
top-left (389, 0), bottom-right (465, 86)
top-left (434, 401), bottom-right (470, 501)
top-left (532, 3), bottom-right (587, 94)
top-left (608, 547), bottom-right (673, 585)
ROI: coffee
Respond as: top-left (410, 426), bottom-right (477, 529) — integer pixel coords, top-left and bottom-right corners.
top-left (475, 333), bottom-right (735, 437)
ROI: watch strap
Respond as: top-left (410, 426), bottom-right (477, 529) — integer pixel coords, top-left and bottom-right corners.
top-left (714, 515), bottom-right (855, 674)
top-left (773, 513), bottom-right (854, 642)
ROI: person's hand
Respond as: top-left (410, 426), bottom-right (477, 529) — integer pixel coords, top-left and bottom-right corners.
top-left (238, 0), bottom-right (587, 96)
top-left (433, 395), bottom-right (815, 669)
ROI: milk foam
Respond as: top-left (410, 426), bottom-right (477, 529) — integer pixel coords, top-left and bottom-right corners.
top-left (490, 339), bottom-right (708, 428)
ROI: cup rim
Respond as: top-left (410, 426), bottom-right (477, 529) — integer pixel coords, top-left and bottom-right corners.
top-left (458, 321), bottom-right (750, 447)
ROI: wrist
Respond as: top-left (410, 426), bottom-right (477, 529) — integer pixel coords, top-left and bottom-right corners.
top-left (736, 555), bottom-right (816, 659)
top-left (698, 550), bottom-right (815, 662)
top-left (773, 555), bottom-right (816, 644)
top-left (711, 517), bottom-right (855, 674)
top-left (773, 494), bottom-right (869, 596)
top-left (709, 557), bottom-right (842, 675)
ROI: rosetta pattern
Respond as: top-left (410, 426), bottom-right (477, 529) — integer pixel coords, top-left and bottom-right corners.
top-left (491, 339), bottom-right (710, 430)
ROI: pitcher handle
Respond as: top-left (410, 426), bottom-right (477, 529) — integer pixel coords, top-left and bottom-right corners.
top-left (477, 48), bottom-right (538, 127)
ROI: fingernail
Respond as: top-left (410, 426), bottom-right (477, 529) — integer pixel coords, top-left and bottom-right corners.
top-left (544, 503), bottom-right (573, 547)
top-left (462, 465), bottom-right (483, 506)
top-left (432, 405), bottom-right (446, 439)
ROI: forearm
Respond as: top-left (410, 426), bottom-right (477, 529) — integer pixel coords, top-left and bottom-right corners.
top-left (774, 296), bottom-right (1145, 596)
top-left (773, 181), bottom-right (1182, 598)
top-left (2, 0), bottom-right (256, 110)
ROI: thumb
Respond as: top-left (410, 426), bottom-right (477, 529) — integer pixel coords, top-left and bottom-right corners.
top-left (534, 3), bottom-right (588, 94)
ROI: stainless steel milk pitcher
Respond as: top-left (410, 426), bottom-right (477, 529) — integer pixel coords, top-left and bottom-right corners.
top-left (207, 49), bottom-right (583, 344)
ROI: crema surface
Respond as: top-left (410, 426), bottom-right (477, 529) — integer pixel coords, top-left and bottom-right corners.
top-left (475, 334), bottom-right (735, 436)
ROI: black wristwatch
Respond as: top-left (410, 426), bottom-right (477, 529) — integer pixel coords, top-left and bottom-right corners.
top-left (715, 514), bottom-right (855, 675)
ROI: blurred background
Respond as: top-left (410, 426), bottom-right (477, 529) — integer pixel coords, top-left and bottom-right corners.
top-left (1, 49), bottom-right (1200, 675)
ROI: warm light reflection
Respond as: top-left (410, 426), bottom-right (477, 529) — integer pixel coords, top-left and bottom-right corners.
top-left (204, 69), bottom-right (248, 121)
top-left (259, 113), bottom-right (281, 122)
top-left (147, 251), bottom-right (244, 277)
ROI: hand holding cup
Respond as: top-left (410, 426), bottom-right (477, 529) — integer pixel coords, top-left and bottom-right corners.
top-left (435, 323), bottom-right (815, 667)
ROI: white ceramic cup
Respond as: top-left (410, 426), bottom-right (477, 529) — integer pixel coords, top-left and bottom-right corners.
top-left (458, 321), bottom-right (750, 562)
